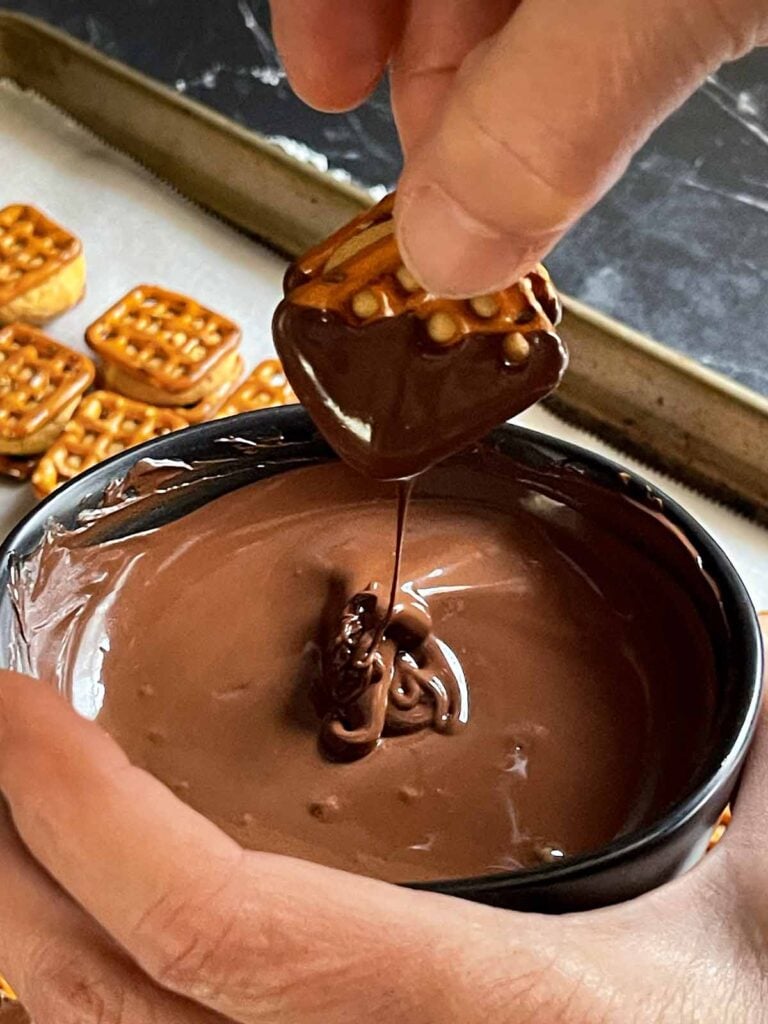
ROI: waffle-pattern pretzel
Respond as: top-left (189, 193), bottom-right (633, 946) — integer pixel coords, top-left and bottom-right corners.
top-left (707, 805), bottom-right (732, 851)
top-left (216, 358), bottom-right (297, 418)
top-left (0, 324), bottom-right (94, 441)
top-left (86, 286), bottom-right (241, 396)
top-left (32, 391), bottom-right (188, 497)
top-left (176, 354), bottom-right (246, 424)
top-left (0, 205), bottom-right (85, 324)
top-left (287, 193), bottom-right (561, 349)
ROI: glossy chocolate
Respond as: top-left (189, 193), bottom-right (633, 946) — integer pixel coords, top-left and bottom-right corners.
top-left (273, 194), bottom-right (567, 480)
top-left (274, 305), bottom-right (566, 480)
top-left (316, 580), bottom-right (469, 762)
top-left (11, 454), bottom-right (721, 884)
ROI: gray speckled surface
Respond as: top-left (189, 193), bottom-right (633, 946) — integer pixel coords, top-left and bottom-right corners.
top-left (1, 0), bottom-right (766, 394)
top-left (551, 52), bottom-right (768, 396)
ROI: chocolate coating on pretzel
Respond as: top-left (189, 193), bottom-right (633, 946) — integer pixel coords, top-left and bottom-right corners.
top-left (274, 193), bottom-right (567, 480)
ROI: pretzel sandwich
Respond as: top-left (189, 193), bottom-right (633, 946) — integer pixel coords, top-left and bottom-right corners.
top-left (274, 192), bottom-right (567, 479)
top-left (175, 354), bottom-right (246, 424)
top-left (0, 205), bottom-right (86, 325)
top-left (215, 358), bottom-right (297, 418)
top-left (86, 285), bottom-right (241, 407)
top-left (32, 390), bottom-right (187, 497)
top-left (0, 323), bottom-right (94, 457)
top-left (283, 192), bottom-right (562, 359)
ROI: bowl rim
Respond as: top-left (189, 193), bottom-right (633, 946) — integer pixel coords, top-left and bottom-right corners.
top-left (0, 405), bottom-right (763, 897)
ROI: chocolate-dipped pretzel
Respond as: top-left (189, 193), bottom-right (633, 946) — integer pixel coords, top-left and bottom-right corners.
top-left (274, 193), bottom-right (567, 479)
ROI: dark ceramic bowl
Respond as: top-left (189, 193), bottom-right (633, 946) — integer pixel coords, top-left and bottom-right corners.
top-left (0, 407), bottom-right (762, 913)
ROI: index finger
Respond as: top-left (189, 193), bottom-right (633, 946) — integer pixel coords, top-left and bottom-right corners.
top-left (270, 0), bottom-right (404, 111)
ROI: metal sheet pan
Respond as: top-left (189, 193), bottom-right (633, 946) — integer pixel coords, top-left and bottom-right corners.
top-left (0, 10), bottom-right (767, 518)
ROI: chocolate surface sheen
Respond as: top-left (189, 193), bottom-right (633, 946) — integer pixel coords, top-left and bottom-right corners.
top-left (273, 193), bottom-right (567, 480)
top-left (14, 456), bottom-right (720, 884)
top-left (274, 304), bottom-right (566, 480)
top-left (317, 582), bottom-right (469, 761)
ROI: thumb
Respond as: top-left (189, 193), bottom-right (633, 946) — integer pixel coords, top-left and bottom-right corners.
top-left (394, 0), bottom-right (766, 297)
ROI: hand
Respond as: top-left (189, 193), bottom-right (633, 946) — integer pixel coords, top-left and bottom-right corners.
top-left (270, 0), bottom-right (768, 296)
top-left (0, 617), bottom-right (765, 1023)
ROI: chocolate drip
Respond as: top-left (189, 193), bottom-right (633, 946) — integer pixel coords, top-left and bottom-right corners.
top-left (317, 583), bottom-right (469, 761)
top-left (274, 304), bottom-right (567, 480)
top-left (313, 478), bottom-right (468, 762)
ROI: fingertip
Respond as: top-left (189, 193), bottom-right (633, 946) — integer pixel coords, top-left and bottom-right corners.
top-left (0, 669), bottom-right (70, 731)
top-left (286, 62), bottom-right (386, 113)
top-left (270, 0), bottom-right (398, 113)
top-left (394, 181), bottom-right (555, 298)
top-left (0, 668), bottom-right (128, 791)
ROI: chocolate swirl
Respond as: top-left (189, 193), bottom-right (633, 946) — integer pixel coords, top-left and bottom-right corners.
top-left (316, 583), bottom-right (469, 761)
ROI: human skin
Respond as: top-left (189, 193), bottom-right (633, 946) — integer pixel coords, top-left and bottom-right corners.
top-left (270, 0), bottom-right (768, 297)
top-left (0, 616), bottom-right (765, 1022)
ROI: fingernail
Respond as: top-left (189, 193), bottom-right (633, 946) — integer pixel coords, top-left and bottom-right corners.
top-left (395, 184), bottom-right (533, 299)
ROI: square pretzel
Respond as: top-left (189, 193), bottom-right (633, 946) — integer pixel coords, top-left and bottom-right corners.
top-left (287, 191), bottom-right (561, 345)
top-left (32, 390), bottom-right (188, 497)
top-left (216, 358), bottom-right (297, 419)
top-left (0, 205), bottom-right (85, 325)
top-left (0, 323), bottom-right (95, 454)
top-left (86, 285), bottom-right (241, 403)
top-left (175, 354), bottom-right (246, 424)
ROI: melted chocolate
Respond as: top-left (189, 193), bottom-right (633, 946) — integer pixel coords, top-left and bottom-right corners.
top-left (12, 456), bottom-right (720, 884)
top-left (273, 305), bottom-right (566, 480)
top-left (316, 581), bottom-right (469, 762)
top-left (313, 477), bottom-right (467, 762)
top-left (274, 195), bottom-right (568, 745)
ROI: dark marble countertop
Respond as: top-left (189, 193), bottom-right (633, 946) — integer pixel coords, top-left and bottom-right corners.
top-left (2, 0), bottom-right (767, 396)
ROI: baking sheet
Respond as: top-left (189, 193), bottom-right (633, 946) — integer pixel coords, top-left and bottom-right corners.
top-left (1, 79), bottom-right (768, 611)
top-left (3, 13), bottom-right (767, 516)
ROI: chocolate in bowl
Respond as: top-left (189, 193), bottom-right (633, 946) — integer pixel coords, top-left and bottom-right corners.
top-left (0, 406), bottom-right (762, 912)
